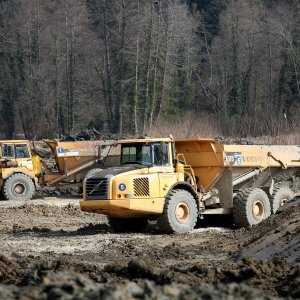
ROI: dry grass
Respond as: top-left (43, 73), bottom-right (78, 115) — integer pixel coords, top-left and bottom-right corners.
top-left (144, 112), bottom-right (300, 145)
top-left (147, 112), bottom-right (220, 139)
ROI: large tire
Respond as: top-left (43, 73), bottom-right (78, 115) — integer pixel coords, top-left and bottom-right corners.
top-left (108, 217), bottom-right (148, 233)
top-left (269, 185), bottom-right (294, 214)
top-left (233, 188), bottom-right (271, 227)
top-left (157, 189), bottom-right (198, 233)
top-left (3, 173), bottom-right (35, 201)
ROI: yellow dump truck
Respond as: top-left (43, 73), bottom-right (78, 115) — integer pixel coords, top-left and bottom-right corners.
top-left (0, 139), bottom-right (117, 201)
top-left (80, 137), bottom-right (300, 232)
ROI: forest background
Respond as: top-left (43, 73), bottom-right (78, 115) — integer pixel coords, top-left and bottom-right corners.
top-left (0, 0), bottom-right (299, 141)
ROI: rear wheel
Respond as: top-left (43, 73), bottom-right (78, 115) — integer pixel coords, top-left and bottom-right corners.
top-left (157, 189), bottom-right (198, 233)
top-left (233, 188), bottom-right (271, 227)
top-left (269, 185), bottom-right (294, 214)
top-left (3, 173), bottom-right (35, 201)
top-left (108, 217), bottom-right (148, 233)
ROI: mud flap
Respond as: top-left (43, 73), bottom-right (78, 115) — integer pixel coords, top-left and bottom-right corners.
top-left (214, 169), bottom-right (233, 208)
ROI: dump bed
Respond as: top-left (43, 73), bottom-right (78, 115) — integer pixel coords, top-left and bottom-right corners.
top-left (44, 140), bottom-right (102, 173)
top-left (175, 139), bottom-right (300, 191)
top-left (42, 140), bottom-right (119, 186)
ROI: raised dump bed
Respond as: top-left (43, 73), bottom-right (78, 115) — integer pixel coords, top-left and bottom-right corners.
top-left (42, 140), bottom-right (119, 187)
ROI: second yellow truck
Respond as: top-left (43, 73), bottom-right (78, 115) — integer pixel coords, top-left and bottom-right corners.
top-left (0, 139), bottom-right (118, 201)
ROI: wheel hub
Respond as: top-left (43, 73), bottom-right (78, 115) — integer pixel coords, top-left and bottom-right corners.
top-left (280, 198), bottom-right (288, 206)
top-left (252, 200), bottom-right (264, 221)
top-left (13, 183), bottom-right (26, 196)
top-left (175, 202), bottom-right (190, 224)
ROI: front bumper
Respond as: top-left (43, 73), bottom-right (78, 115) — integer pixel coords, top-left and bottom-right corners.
top-left (80, 198), bottom-right (165, 217)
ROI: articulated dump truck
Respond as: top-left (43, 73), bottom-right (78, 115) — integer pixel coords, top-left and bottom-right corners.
top-left (0, 139), bottom-right (117, 201)
top-left (80, 137), bottom-right (300, 233)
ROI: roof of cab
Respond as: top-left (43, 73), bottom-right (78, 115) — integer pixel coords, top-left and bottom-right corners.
top-left (114, 137), bottom-right (173, 144)
top-left (0, 140), bottom-right (30, 143)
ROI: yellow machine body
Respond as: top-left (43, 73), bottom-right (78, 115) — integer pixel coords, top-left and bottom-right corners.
top-left (81, 166), bottom-right (179, 217)
top-left (175, 139), bottom-right (300, 191)
top-left (80, 138), bottom-right (300, 219)
top-left (0, 140), bottom-right (41, 183)
top-left (81, 138), bottom-right (180, 217)
top-left (0, 139), bottom-right (117, 201)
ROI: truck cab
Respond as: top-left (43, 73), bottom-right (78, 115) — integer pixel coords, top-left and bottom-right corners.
top-left (80, 137), bottom-right (199, 232)
top-left (0, 140), bottom-right (41, 201)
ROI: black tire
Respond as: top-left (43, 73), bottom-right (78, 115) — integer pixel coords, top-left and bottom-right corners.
top-left (108, 217), bottom-right (148, 233)
top-left (269, 185), bottom-right (294, 214)
top-left (157, 189), bottom-right (198, 233)
top-left (3, 173), bottom-right (35, 201)
top-left (233, 188), bottom-right (271, 227)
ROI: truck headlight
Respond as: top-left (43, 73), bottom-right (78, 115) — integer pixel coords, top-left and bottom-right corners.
top-left (125, 194), bottom-right (135, 199)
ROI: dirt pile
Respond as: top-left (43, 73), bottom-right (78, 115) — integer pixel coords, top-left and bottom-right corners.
top-left (31, 141), bottom-right (53, 159)
top-left (0, 198), bottom-right (299, 299)
top-left (214, 136), bottom-right (253, 145)
top-left (0, 254), bottom-right (295, 299)
top-left (0, 254), bottom-right (298, 299)
top-left (0, 201), bottom-right (103, 233)
top-left (238, 198), bottom-right (300, 264)
top-left (0, 274), bottom-right (277, 300)
top-left (103, 257), bottom-right (300, 298)
top-left (63, 129), bottom-right (124, 141)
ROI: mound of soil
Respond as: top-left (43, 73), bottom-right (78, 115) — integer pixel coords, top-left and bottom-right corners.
top-left (0, 273), bottom-right (277, 299)
top-left (0, 198), bottom-right (299, 299)
top-left (0, 254), bottom-right (298, 299)
top-left (238, 198), bottom-right (300, 264)
top-left (63, 129), bottom-right (124, 141)
top-left (215, 136), bottom-right (253, 145)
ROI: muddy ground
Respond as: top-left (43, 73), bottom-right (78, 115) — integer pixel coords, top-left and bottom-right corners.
top-left (0, 197), bottom-right (299, 299)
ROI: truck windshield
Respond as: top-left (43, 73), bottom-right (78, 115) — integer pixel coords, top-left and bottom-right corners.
top-left (120, 142), bottom-right (169, 166)
top-left (121, 143), bottom-right (152, 166)
top-left (1, 144), bottom-right (30, 159)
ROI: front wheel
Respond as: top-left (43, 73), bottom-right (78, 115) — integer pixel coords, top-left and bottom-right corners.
top-left (157, 189), bottom-right (198, 233)
top-left (3, 173), bottom-right (35, 201)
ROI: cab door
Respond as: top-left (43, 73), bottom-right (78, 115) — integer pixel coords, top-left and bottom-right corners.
top-left (153, 142), bottom-right (177, 198)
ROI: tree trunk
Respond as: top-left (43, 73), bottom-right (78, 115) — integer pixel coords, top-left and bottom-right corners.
top-left (133, 0), bottom-right (140, 135)
top-left (143, 2), bottom-right (154, 132)
top-left (115, 0), bottom-right (126, 134)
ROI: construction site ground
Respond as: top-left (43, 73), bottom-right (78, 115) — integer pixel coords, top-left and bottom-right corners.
top-left (0, 197), bottom-right (299, 299)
